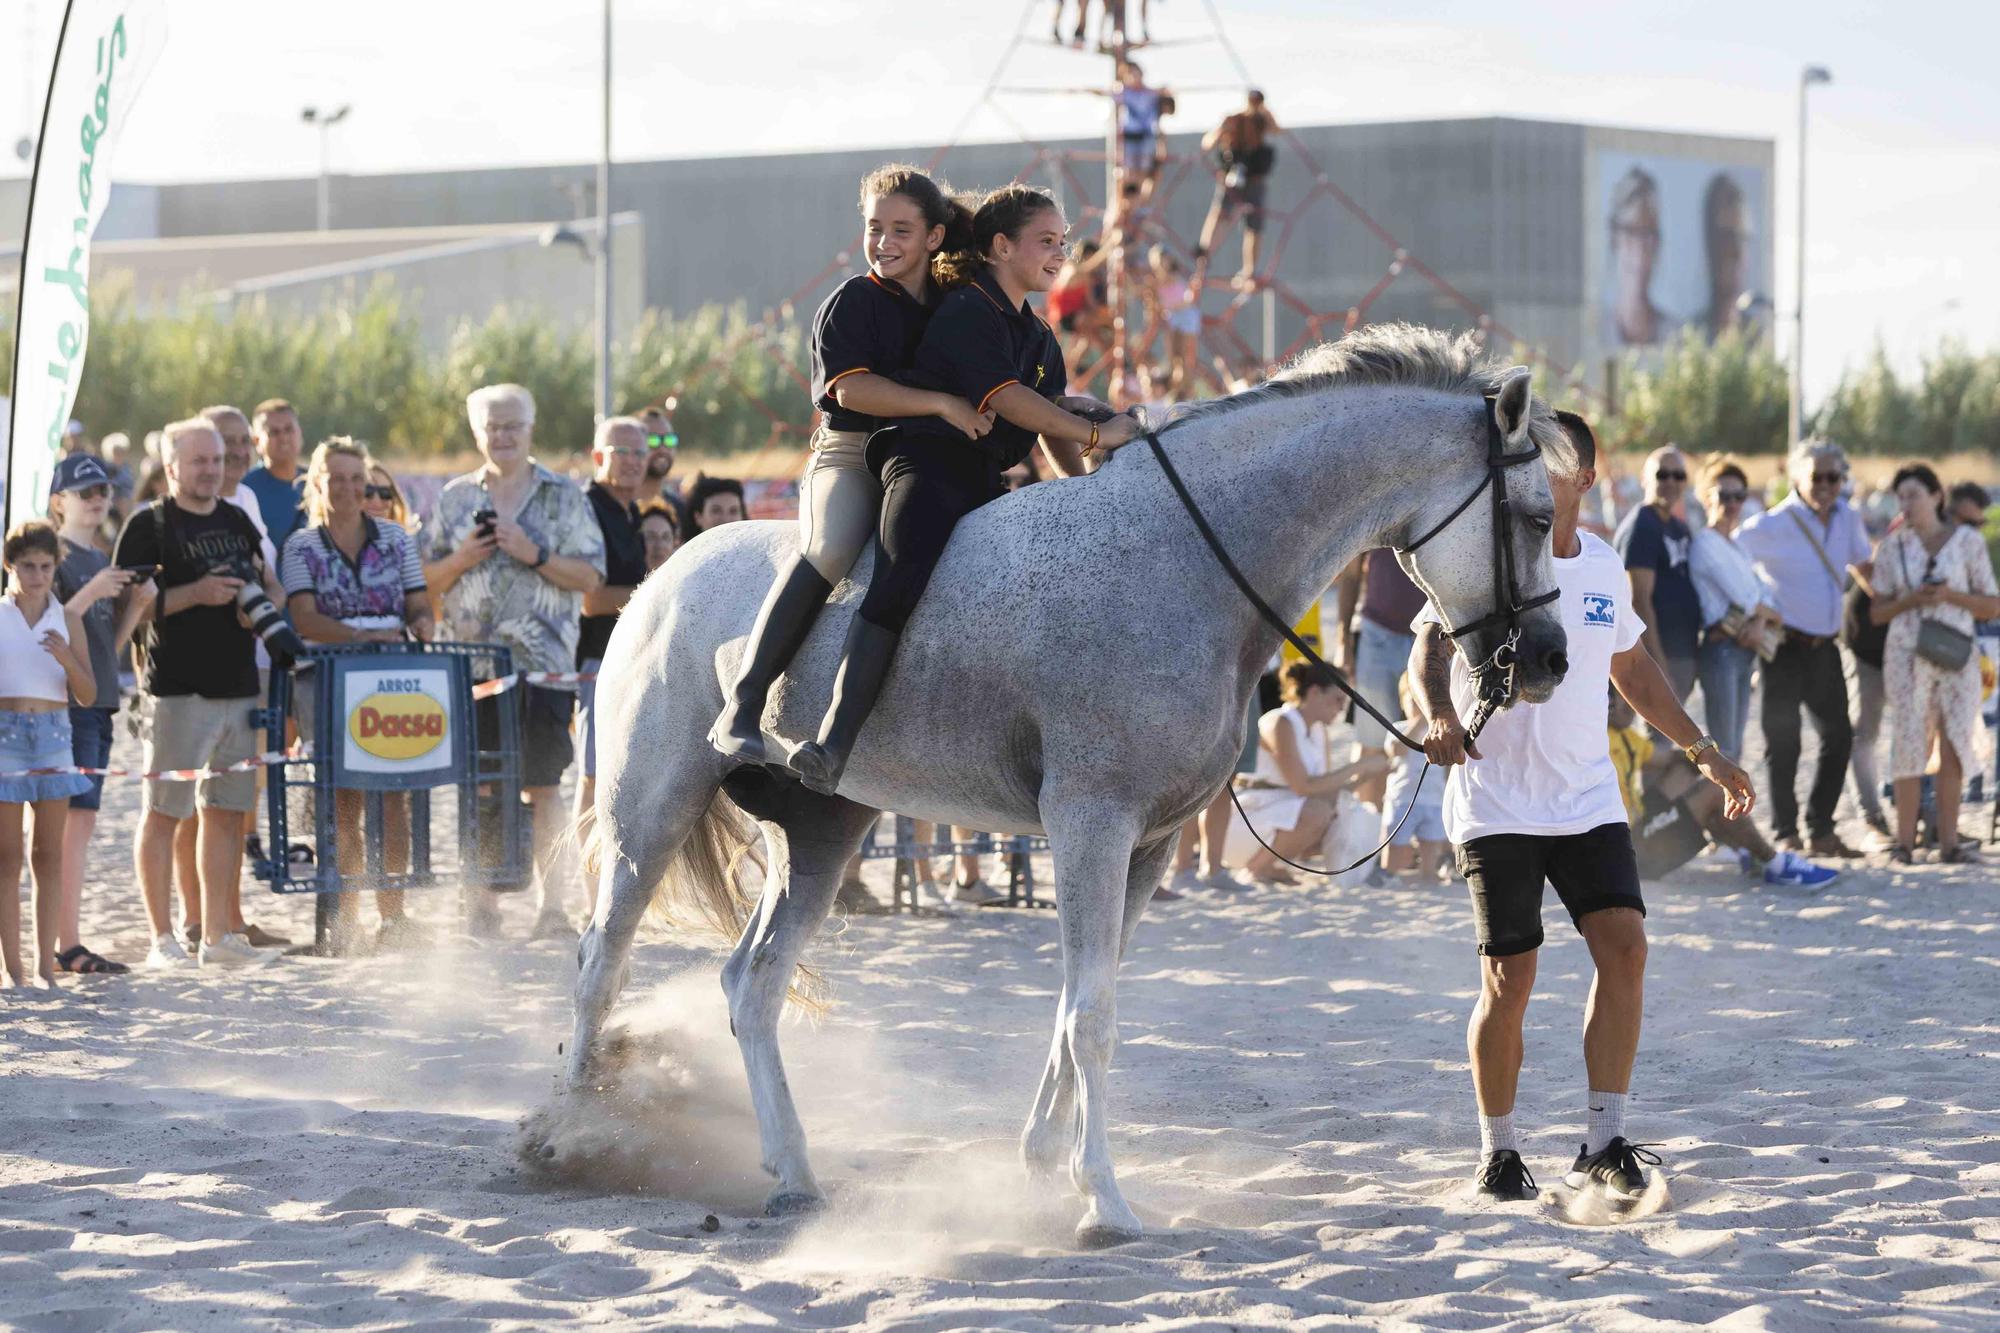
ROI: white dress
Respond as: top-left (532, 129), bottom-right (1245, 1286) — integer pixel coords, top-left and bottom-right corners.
top-left (1872, 525), bottom-right (1998, 782)
top-left (1224, 706), bottom-right (1354, 867)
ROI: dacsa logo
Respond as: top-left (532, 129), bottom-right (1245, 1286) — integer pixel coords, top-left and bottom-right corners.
top-left (1582, 593), bottom-right (1616, 627)
top-left (348, 691), bottom-right (447, 761)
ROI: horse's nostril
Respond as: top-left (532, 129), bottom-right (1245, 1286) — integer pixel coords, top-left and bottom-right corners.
top-left (1544, 650), bottom-right (1569, 679)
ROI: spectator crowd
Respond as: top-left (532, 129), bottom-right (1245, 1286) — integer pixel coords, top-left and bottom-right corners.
top-left (5, 392), bottom-right (1993, 984)
top-left (0, 390), bottom-right (712, 987)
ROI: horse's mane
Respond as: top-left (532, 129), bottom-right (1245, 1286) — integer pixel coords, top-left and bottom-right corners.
top-left (1163, 322), bottom-right (1571, 467)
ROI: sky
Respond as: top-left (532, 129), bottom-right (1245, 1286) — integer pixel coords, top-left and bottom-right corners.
top-left (6, 0), bottom-right (1997, 406)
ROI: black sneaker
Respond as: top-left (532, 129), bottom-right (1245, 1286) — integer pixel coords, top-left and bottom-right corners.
top-left (1474, 1148), bottom-right (1537, 1200)
top-left (1564, 1137), bottom-right (1661, 1201)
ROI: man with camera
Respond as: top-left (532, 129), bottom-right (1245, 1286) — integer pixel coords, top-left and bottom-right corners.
top-left (422, 383), bottom-right (605, 940)
top-left (113, 418), bottom-right (297, 970)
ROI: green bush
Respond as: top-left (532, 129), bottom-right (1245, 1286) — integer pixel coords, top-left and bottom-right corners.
top-left (1815, 342), bottom-right (2000, 457)
top-left (1608, 327), bottom-right (1791, 456)
top-left (3, 283), bottom-right (812, 458)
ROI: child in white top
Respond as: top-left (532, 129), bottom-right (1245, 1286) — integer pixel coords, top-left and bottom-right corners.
top-left (1381, 672), bottom-right (1450, 882)
top-left (0, 520), bottom-right (98, 989)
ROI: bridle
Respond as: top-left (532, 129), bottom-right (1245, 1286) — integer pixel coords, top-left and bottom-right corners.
top-left (1398, 393), bottom-right (1562, 731)
top-left (1139, 392), bottom-right (1561, 876)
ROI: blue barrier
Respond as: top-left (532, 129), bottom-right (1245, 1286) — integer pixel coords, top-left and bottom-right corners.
top-left (259, 642), bottom-right (531, 951)
top-left (859, 814), bottom-right (1052, 911)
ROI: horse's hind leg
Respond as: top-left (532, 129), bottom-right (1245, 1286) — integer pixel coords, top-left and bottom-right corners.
top-left (1020, 831), bottom-right (1177, 1180)
top-left (723, 791), bottom-right (878, 1216)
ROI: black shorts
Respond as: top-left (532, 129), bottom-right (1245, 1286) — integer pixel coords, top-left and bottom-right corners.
top-left (476, 683), bottom-right (575, 790)
top-left (1633, 788), bottom-right (1709, 880)
top-left (1454, 822), bottom-right (1646, 957)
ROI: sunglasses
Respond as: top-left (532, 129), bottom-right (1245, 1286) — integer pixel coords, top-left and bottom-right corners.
top-left (647, 432), bottom-right (678, 450)
top-left (1715, 488), bottom-right (1747, 504)
top-left (1654, 470), bottom-right (1687, 482)
top-left (364, 485), bottom-right (396, 501)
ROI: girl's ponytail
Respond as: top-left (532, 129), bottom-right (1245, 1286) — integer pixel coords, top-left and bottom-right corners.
top-left (930, 196), bottom-right (981, 289)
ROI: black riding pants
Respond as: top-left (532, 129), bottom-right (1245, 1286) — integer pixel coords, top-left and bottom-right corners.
top-left (1760, 635), bottom-right (1852, 840)
top-left (856, 434), bottom-right (1005, 634)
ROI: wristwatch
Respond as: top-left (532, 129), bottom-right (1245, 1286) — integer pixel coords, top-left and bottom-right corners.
top-left (531, 543), bottom-right (550, 569)
top-left (1682, 734), bottom-right (1719, 764)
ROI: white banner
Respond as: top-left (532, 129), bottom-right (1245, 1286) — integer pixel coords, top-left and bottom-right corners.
top-left (4, 0), bottom-right (168, 528)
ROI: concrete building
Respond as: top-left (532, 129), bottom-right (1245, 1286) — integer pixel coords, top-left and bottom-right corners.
top-left (3, 116), bottom-right (1772, 388)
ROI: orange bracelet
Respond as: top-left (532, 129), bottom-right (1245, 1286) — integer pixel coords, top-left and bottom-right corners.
top-left (1087, 422), bottom-right (1100, 452)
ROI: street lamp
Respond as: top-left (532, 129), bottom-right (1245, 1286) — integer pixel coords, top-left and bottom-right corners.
top-left (300, 103), bottom-right (352, 232)
top-left (1789, 64), bottom-right (1830, 449)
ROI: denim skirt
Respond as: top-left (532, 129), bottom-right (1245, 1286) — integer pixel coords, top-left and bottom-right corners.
top-left (0, 709), bottom-right (93, 804)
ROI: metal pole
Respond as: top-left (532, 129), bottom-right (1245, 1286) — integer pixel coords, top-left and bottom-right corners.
top-left (1790, 66), bottom-right (1829, 448)
top-left (316, 122), bottom-right (330, 232)
top-left (595, 0), bottom-right (614, 421)
top-left (1105, 57), bottom-right (1125, 407)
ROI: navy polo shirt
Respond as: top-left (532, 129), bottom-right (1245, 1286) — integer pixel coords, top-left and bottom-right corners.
top-left (809, 272), bottom-right (943, 434)
top-left (904, 268), bottom-right (1067, 469)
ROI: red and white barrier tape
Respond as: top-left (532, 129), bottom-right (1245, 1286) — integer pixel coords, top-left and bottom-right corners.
top-left (0, 745), bottom-right (310, 784)
top-left (471, 670), bottom-right (598, 700)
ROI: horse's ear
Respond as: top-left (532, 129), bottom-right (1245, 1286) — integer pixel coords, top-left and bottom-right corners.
top-left (1492, 369), bottom-right (1533, 446)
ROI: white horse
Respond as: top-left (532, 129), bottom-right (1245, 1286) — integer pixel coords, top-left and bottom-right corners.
top-left (563, 325), bottom-right (1573, 1247)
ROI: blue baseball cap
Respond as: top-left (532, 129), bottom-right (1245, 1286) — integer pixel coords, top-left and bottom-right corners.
top-left (50, 454), bottom-right (112, 495)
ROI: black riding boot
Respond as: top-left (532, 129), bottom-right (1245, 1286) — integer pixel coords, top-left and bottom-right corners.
top-left (708, 555), bottom-right (834, 766)
top-left (789, 616), bottom-right (899, 797)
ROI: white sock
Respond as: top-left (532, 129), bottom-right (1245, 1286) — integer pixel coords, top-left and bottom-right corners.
top-left (1479, 1112), bottom-right (1518, 1156)
top-left (1585, 1090), bottom-right (1627, 1155)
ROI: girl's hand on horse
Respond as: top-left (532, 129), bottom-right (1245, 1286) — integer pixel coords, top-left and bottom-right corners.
top-left (1093, 412), bottom-right (1142, 452)
top-left (937, 397), bottom-right (996, 441)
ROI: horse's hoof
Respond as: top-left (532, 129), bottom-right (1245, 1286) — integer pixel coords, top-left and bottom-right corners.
top-left (1076, 1221), bottom-right (1142, 1249)
top-left (765, 1190), bottom-right (825, 1217)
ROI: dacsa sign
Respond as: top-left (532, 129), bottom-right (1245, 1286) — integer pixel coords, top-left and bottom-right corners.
top-left (339, 668), bottom-right (454, 779)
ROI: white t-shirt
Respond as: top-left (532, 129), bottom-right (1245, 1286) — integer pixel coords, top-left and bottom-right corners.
top-left (0, 594), bottom-right (75, 703)
top-left (1413, 531), bottom-right (1645, 842)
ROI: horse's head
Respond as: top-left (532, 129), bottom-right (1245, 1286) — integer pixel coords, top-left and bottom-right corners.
top-left (1396, 368), bottom-right (1569, 706)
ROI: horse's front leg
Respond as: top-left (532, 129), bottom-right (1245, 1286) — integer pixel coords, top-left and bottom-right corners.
top-left (1042, 798), bottom-right (1145, 1247)
top-left (1020, 831), bottom-right (1177, 1180)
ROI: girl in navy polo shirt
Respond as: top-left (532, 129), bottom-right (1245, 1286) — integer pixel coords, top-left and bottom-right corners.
top-left (790, 185), bottom-right (1141, 795)
top-left (711, 165), bottom-right (995, 765)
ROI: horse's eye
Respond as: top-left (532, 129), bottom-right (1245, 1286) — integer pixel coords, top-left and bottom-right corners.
top-left (1528, 515), bottom-right (1553, 536)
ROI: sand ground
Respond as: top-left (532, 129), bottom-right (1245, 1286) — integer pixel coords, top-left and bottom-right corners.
top-left (2, 723), bottom-right (1998, 1331)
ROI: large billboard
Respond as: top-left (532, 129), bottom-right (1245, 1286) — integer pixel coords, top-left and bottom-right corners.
top-left (1590, 150), bottom-right (1771, 354)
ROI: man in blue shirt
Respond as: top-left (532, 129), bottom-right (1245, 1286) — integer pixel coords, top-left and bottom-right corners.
top-left (1614, 446), bottom-right (1701, 703)
top-left (241, 398), bottom-right (306, 552)
top-left (1737, 443), bottom-right (1873, 858)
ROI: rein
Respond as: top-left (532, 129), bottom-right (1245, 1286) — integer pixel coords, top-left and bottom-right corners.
top-left (1139, 397), bottom-right (1555, 878)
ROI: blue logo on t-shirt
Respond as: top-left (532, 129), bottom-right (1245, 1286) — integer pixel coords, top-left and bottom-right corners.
top-left (1582, 593), bottom-right (1616, 626)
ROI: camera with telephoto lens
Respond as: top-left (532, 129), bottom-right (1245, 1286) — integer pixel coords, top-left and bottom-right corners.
top-left (213, 556), bottom-right (307, 665)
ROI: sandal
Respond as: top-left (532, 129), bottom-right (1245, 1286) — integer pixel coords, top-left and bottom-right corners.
top-left (1887, 845), bottom-right (1917, 866)
top-left (54, 944), bottom-right (129, 975)
top-left (1940, 842), bottom-right (1980, 865)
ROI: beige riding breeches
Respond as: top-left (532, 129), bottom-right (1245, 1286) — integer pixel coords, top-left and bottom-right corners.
top-left (798, 425), bottom-right (880, 584)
